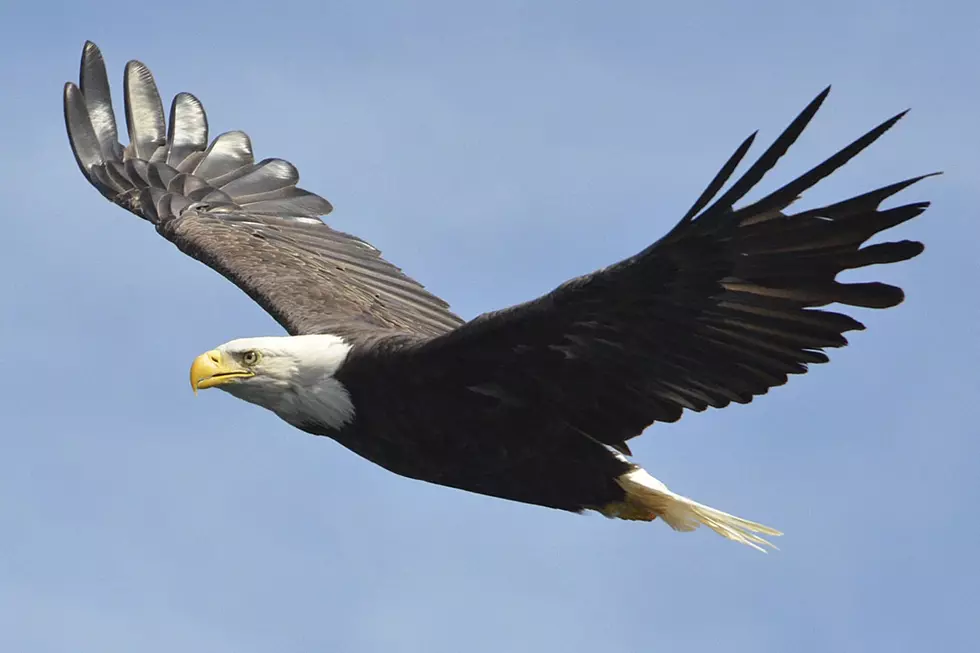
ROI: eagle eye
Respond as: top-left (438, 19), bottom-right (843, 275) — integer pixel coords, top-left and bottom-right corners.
top-left (242, 350), bottom-right (260, 365)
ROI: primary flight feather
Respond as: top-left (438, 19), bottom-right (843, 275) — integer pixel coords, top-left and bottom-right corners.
top-left (64, 41), bottom-right (933, 551)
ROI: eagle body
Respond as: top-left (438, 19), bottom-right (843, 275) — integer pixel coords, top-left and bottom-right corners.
top-left (209, 333), bottom-right (635, 514)
top-left (335, 346), bottom-right (636, 514)
top-left (65, 42), bottom-right (935, 551)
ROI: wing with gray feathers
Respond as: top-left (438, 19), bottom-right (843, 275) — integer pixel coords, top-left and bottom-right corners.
top-left (379, 88), bottom-right (934, 454)
top-left (64, 41), bottom-right (463, 338)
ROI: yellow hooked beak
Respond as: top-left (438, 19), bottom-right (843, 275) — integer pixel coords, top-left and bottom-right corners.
top-left (189, 350), bottom-right (254, 394)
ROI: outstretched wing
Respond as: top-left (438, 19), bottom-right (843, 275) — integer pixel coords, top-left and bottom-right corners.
top-left (64, 41), bottom-right (463, 339)
top-left (389, 88), bottom-right (933, 454)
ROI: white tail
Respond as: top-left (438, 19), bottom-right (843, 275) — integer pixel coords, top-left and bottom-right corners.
top-left (613, 467), bottom-right (782, 552)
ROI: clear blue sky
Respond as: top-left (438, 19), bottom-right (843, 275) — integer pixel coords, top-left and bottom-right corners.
top-left (1, 1), bottom-right (977, 651)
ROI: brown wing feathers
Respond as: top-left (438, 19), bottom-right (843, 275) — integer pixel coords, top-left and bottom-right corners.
top-left (415, 87), bottom-right (932, 450)
top-left (64, 41), bottom-right (463, 338)
top-left (632, 97), bottom-right (930, 410)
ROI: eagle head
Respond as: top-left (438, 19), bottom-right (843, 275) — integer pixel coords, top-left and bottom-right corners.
top-left (189, 334), bottom-right (356, 429)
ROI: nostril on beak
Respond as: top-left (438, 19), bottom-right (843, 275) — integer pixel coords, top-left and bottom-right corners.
top-left (209, 351), bottom-right (221, 364)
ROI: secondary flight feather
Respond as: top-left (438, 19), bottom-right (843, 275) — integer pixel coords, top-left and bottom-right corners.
top-left (65, 41), bottom-right (933, 551)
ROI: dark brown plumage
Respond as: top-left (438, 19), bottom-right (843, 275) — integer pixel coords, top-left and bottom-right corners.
top-left (66, 41), bottom-right (933, 549)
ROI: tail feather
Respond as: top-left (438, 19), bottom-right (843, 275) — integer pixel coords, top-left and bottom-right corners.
top-left (611, 466), bottom-right (782, 552)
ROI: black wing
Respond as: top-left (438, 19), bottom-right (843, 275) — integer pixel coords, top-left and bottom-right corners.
top-left (392, 88), bottom-right (933, 454)
top-left (64, 41), bottom-right (463, 339)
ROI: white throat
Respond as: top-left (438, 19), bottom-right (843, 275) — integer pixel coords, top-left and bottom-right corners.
top-left (218, 334), bottom-right (357, 430)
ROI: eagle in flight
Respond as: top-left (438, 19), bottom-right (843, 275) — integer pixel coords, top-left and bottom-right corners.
top-left (64, 41), bottom-right (933, 551)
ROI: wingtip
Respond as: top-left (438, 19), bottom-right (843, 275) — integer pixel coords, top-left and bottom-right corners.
top-left (812, 85), bottom-right (832, 106)
top-left (797, 86), bottom-right (832, 121)
top-left (79, 41), bottom-right (105, 89)
top-left (80, 41), bottom-right (105, 73)
top-left (82, 40), bottom-right (102, 59)
top-left (123, 59), bottom-right (158, 92)
top-left (124, 58), bottom-right (152, 79)
top-left (894, 171), bottom-right (943, 193)
top-left (884, 108), bottom-right (911, 128)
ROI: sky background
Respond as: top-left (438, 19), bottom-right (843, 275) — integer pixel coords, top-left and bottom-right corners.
top-left (1, 1), bottom-right (978, 651)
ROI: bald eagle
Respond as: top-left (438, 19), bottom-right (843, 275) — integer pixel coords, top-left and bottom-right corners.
top-left (64, 41), bottom-right (933, 551)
